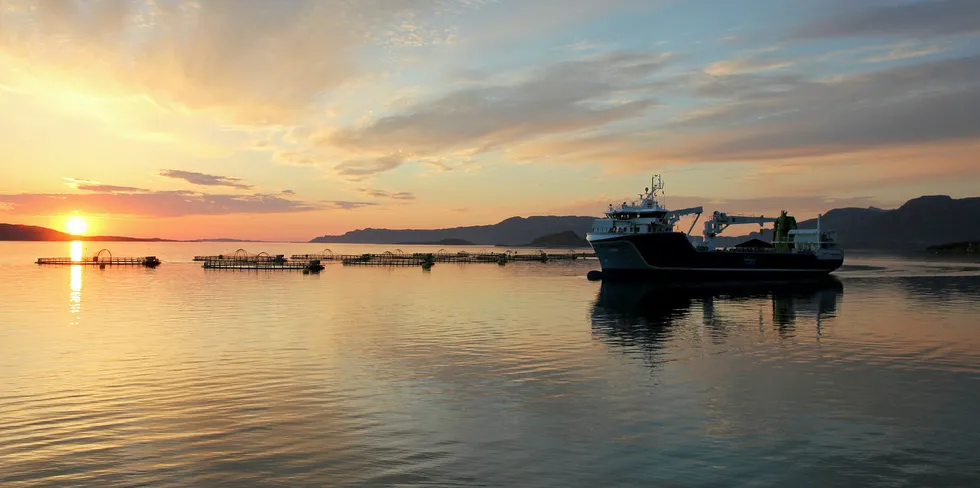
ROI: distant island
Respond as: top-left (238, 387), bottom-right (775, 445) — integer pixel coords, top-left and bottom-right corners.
top-left (512, 230), bottom-right (590, 248)
top-left (395, 238), bottom-right (474, 246)
top-left (926, 241), bottom-right (979, 253)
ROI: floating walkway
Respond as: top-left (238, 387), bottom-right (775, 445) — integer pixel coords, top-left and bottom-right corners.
top-left (36, 247), bottom-right (592, 272)
top-left (292, 249), bottom-right (595, 266)
top-left (196, 248), bottom-right (324, 272)
top-left (341, 254), bottom-right (436, 267)
top-left (193, 249), bottom-right (285, 263)
top-left (36, 249), bottom-right (161, 268)
top-left (202, 258), bottom-right (325, 273)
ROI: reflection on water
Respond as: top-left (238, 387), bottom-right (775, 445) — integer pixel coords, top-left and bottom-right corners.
top-left (70, 240), bottom-right (83, 261)
top-left (591, 278), bottom-right (843, 347)
top-left (69, 265), bottom-right (81, 317)
top-left (769, 280), bottom-right (841, 332)
top-left (69, 241), bottom-right (82, 321)
top-left (2, 245), bottom-right (980, 487)
top-left (586, 275), bottom-right (980, 486)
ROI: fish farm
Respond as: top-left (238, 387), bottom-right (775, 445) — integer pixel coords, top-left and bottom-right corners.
top-left (37, 247), bottom-right (595, 272)
top-left (193, 249), bottom-right (286, 263)
top-left (291, 249), bottom-right (595, 265)
top-left (201, 258), bottom-right (325, 273)
top-left (36, 249), bottom-right (161, 268)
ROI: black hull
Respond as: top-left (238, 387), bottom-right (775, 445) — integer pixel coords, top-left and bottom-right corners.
top-left (595, 268), bottom-right (838, 281)
top-left (588, 232), bottom-right (843, 281)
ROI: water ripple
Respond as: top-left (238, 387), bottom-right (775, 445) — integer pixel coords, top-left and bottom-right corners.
top-left (2, 244), bottom-right (980, 486)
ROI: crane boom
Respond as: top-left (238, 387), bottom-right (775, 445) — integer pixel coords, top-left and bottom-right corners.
top-left (670, 206), bottom-right (703, 218)
top-left (668, 206), bottom-right (703, 236)
top-left (702, 211), bottom-right (779, 250)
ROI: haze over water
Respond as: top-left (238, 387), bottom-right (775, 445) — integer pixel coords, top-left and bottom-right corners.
top-left (2, 242), bottom-right (980, 487)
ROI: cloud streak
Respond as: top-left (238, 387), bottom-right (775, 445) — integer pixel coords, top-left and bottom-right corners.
top-left (322, 201), bottom-right (379, 210)
top-left (512, 54), bottom-right (980, 172)
top-left (862, 44), bottom-right (947, 63)
top-left (64, 178), bottom-right (148, 193)
top-left (355, 188), bottom-right (416, 200)
top-left (77, 184), bottom-right (150, 193)
top-left (793, 0), bottom-right (980, 40)
top-left (704, 48), bottom-right (793, 76)
top-left (673, 55), bottom-right (980, 160)
top-left (334, 154), bottom-right (406, 178)
top-left (326, 51), bottom-right (668, 157)
top-left (159, 169), bottom-right (254, 189)
top-left (422, 160), bottom-right (481, 173)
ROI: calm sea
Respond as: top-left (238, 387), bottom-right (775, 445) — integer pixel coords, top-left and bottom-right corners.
top-left (2, 242), bottom-right (980, 487)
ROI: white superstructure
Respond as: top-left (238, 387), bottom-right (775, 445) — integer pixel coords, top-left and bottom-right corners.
top-left (587, 175), bottom-right (703, 242)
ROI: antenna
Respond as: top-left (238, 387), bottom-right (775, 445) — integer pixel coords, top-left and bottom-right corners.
top-left (661, 174), bottom-right (666, 208)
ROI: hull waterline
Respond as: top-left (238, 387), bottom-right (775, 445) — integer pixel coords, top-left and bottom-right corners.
top-left (587, 232), bottom-right (843, 281)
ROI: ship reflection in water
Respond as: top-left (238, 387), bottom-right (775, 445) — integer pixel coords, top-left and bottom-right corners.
top-left (590, 278), bottom-right (843, 360)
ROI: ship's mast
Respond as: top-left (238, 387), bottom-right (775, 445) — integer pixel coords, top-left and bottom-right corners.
top-left (640, 174), bottom-right (663, 208)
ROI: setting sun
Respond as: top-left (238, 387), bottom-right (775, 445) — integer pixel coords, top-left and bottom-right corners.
top-left (66, 216), bottom-right (89, 235)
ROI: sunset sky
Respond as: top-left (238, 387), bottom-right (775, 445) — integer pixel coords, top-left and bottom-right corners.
top-left (1, 0), bottom-right (978, 241)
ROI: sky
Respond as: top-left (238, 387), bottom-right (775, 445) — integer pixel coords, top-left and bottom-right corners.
top-left (0, 0), bottom-right (978, 241)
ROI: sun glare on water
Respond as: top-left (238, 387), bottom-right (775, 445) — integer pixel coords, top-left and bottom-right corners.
top-left (66, 216), bottom-right (89, 235)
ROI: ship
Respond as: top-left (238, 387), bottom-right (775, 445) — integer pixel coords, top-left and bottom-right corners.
top-left (586, 175), bottom-right (844, 280)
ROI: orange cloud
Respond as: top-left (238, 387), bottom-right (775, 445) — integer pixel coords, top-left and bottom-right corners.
top-left (159, 170), bottom-right (253, 190)
top-left (0, 0), bottom-right (480, 125)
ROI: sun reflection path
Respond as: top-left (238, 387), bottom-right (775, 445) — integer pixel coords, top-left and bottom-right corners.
top-left (70, 241), bottom-right (83, 262)
top-left (69, 241), bottom-right (82, 322)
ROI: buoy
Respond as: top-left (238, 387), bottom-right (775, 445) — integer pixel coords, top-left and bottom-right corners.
top-left (586, 270), bottom-right (602, 281)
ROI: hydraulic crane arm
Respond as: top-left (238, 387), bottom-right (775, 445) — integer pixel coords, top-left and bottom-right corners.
top-left (702, 211), bottom-right (779, 250)
top-left (665, 206), bottom-right (703, 236)
top-left (671, 206), bottom-right (703, 217)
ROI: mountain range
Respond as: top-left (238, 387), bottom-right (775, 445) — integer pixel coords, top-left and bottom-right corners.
top-left (795, 195), bottom-right (980, 249)
top-left (0, 224), bottom-right (171, 242)
top-left (310, 216), bottom-right (597, 246)
top-left (4, 195), bottom-right (979, 249)
top-left (310, 195), bottom-right (980, 250)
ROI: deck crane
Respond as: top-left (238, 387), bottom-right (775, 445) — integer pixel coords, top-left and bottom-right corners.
top-left (702, 211), bottom-right (778, 250)
top-left (668, 207), bottom-right (703, 236)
